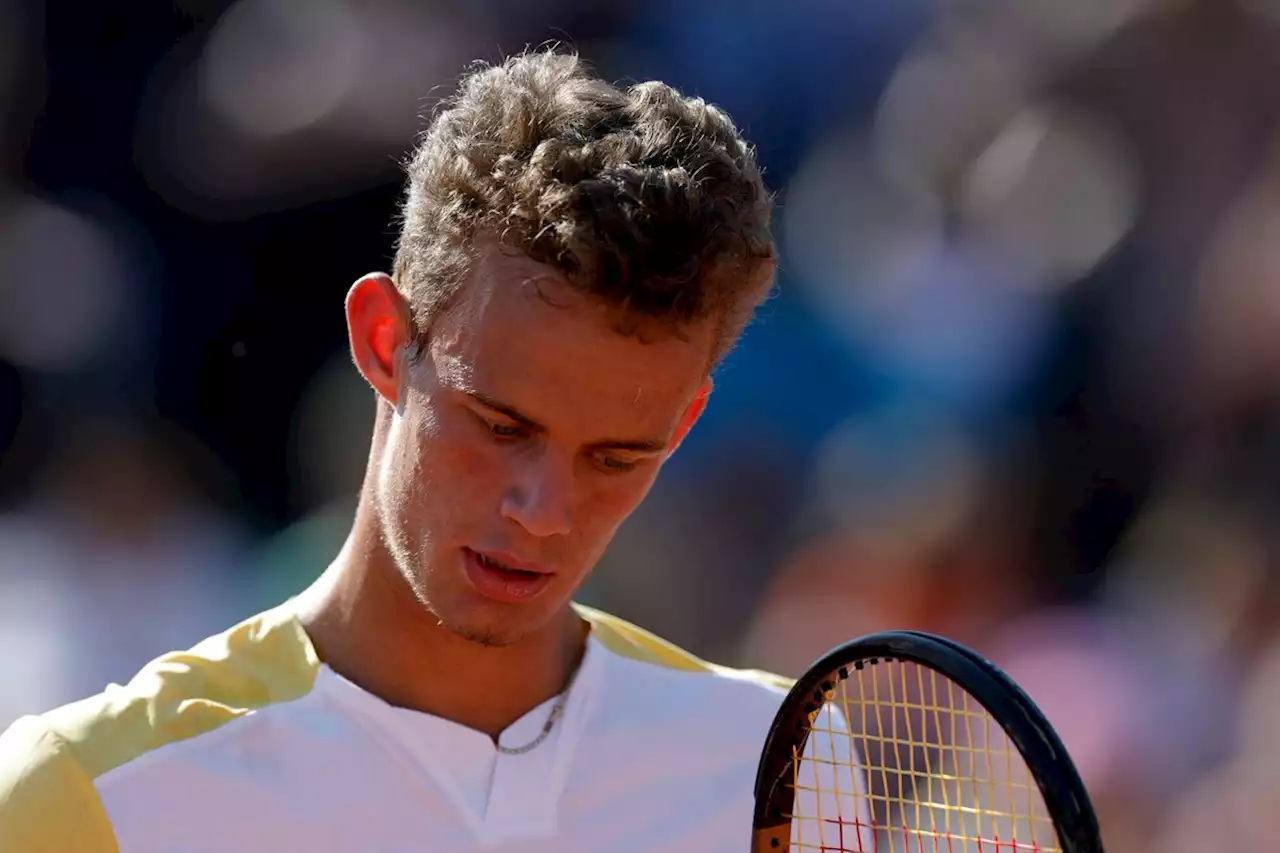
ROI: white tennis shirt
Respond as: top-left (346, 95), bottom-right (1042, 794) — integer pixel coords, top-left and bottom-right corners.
top-left (1, 600), bottom-right (846, 852)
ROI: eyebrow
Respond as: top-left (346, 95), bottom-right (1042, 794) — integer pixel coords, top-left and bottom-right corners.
top-left (468, 391), bottom-right (541, 430)
top-left (466, 391), bottom-right (669, 454)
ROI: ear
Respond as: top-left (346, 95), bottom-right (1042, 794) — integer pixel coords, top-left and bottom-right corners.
top-left (346, 273), bottom-right (413, 407)
top-left (668, 378), bottom-right (713, 453)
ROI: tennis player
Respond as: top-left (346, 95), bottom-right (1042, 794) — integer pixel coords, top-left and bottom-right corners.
top-left (0, 48), bottom-right (797, 851)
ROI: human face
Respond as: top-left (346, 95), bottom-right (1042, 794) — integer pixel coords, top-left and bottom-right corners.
top-left (371, 247), bottom-right (715, 646)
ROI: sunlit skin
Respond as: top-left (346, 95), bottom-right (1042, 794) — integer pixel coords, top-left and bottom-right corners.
top-left (295, 241), bottom-right (722, 740)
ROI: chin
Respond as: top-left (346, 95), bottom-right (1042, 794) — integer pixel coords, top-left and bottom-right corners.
top-left (440, 592), bottom-right (568, 648)
top-left (450, 623), bottom-right (522, 648)
top-left (440, 610), bottom-right (533, 648)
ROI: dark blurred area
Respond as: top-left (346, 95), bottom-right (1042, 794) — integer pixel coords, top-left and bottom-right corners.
top-left (3, 0), bottom-right (1280, 848)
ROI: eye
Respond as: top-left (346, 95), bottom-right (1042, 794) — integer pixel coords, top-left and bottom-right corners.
top-left (488, 421), bottom-right (528, 440)
top-left (468, 408), bottom-right (528, 441)
top-left (596, 455), bottom-right (639, 474)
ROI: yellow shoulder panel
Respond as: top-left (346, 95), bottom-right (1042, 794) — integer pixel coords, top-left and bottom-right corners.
top-left (0, 603), bottom-right (319, 852)
top-left (573, 603), bottom-right (794, 693)
top-left (0, 716), bottom-right (116, 853)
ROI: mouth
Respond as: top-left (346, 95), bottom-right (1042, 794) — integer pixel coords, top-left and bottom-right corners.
top-left (463, 548), bottom-right (554, 604)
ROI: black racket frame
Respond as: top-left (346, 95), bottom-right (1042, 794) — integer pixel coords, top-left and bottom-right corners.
top-left (751, 630), bottom-right (1104, 853)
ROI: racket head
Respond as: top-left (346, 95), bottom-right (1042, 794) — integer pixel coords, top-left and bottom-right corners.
top-left (752, 630), bottom-right (1104, 853)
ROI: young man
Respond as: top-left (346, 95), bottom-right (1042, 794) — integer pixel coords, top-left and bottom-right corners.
top-left (0, 49), bottom-right (792, 851)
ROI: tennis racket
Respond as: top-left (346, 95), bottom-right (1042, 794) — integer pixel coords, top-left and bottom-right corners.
top-left (751, 630), bottom-right (1103, 853)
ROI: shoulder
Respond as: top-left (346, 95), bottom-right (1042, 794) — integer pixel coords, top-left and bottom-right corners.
top-left (575, 603), bottom-right (793, 737)
top-left (0, 604), bottom-right (319, 852)
top-left (0, 715), bottom-right (115, 853)
top-left (575, 602), bottom-right (793, 691)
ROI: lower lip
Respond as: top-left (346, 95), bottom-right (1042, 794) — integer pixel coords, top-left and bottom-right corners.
top-left (463, 549), bottom-right (554, 604)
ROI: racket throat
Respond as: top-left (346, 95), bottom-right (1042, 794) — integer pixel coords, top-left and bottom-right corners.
top-left (751, 825), bottom-right (792, 853)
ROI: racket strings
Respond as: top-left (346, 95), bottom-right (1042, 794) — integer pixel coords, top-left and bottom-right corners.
top-left (782, 660), bottom-right (1062, 853)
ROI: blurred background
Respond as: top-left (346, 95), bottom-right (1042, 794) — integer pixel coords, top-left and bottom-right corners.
top-left (2, 0), bottom-right (1280, 848)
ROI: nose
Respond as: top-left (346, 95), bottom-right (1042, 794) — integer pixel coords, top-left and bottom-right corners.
top-left (500, 448), bottom-right (574, 538)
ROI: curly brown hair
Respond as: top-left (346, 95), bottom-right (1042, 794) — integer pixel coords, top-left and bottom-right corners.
top-left (392, 47), bottom-right (777, 367)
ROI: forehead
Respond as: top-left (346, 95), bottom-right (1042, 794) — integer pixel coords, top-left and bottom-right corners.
top-left (427, 246), bottom-right (713, 425)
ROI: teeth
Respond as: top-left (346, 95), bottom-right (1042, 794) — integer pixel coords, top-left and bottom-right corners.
top-left (479, 553), bottom-right (529, 574)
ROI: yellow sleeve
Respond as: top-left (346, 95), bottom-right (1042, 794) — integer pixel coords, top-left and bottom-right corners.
top-left (574, 602), bottom-right (794, 692)
top-left (0, 716), bottom-right (118, 853)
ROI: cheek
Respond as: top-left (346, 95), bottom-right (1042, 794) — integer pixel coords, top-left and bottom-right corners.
top-left (415, 411), bottom-right (515, 525)
top-left (578, 468), bottom-right (661, 536)
top-left (432, 417), bottom-right (506, 486)
top-left (372, 416), bottom-right (427, 564)
top-left (377, 403), bottom-right (464, 538)
top-left (378, 416), bottom-right (422, 510)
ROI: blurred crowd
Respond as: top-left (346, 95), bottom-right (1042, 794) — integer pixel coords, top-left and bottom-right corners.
top-left (3, 0), bottom-right (1280, 849)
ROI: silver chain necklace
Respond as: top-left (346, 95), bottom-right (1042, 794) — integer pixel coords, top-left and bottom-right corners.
top-left (495, 695), bottom-right (567, 755)
top-left (495, 661), bottom-right (581, 756)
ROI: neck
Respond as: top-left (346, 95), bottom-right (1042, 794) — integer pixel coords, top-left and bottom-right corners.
top-left (294, 500), bottom-right (588, 741)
